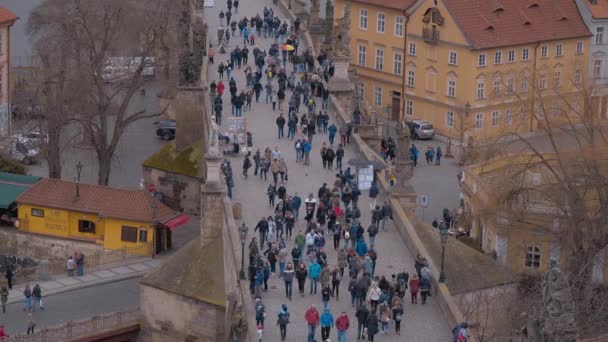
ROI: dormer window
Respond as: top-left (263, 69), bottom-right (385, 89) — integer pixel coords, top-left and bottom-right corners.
top-left (423, 8), bottom-right (445, 25)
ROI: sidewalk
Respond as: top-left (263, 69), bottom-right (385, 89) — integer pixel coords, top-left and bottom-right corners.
top-left (5, 258), bottom-right (162, 304)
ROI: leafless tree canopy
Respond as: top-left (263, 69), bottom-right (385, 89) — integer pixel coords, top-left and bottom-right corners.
top-left (27, 0), bottom-right (178, 185)
top-left (472, 80), bottom-right (608, 337)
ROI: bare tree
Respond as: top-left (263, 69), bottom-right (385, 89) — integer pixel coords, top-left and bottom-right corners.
top-left (472, 77), bottom-right (608, 337)
top-left (28, 0), bottom-right (176, 185)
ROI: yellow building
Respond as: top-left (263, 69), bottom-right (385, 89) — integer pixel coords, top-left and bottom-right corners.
top-left (336, 0), bottom-right (592, 141)
top-left (460, 153), bottom-right (608, 282)
top-left (16, 178), bottom-right (189, 256)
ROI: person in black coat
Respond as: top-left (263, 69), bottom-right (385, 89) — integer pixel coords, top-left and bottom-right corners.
top-left (366, 311), bottom-right (379, 341)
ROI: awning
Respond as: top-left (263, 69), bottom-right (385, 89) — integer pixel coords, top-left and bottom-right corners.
top-left (164, 214), bottom-right (190, 230)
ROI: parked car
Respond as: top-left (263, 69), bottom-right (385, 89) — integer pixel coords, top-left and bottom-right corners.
top-left (405, 120), bottom-right (435, 140)
top-left (156, 119), bottom-right (176, 140)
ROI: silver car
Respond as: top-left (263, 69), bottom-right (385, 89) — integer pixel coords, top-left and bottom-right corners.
top-left (406, 120), bottom-right (435, 140)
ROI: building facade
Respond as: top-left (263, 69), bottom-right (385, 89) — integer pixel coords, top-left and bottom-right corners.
top-left (460, 154), bottom-right (608, 282)
top-left (0, 7), bottom-right (18, 138)
top-left (16, 178), bottom-right (189, 256)
top-left (336, 0), bottom-right (592, 141)
top-left (576, 0), bottom-right (608, 120)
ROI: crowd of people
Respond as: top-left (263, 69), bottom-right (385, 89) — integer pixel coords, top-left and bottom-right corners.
top-left (211, 1), bottom-right (467, 341)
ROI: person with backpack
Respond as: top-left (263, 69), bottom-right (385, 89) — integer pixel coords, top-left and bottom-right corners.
top-left (321, 283), bottom-right (333, 309)
top-left (391, 296), bottom-right (404, 335)
top-left (368, 181), bottom-right (379, 210)
top-left (255, 298), bottom-right (266, 328)
top-left (277, 304), bottom-right (290, 341)
top-left (453, 322), bottom-right (469, 342)
top-left (367, 223), bottom-right (378, 248)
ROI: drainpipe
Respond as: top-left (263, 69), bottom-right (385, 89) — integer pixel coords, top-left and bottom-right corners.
top-left (401, 11), bottom-right (410, 123)
top-left (530, 42), bottom-right (540, 132)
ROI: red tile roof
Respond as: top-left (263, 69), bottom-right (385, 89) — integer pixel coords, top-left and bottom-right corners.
top-left (0, 7), bottom-right (18, 25)
top-left (585, 0), bottom-right (608, 19)
top-left (352, 0), bottom-right (417, 12)
top-left (442, 0), bottom-right (591, 49)
top-left (17, 178), bottom-right (180, 224)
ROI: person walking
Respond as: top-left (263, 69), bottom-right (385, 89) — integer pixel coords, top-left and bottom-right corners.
top-left (391, 296), bottom-right (404, 335)
top-left (305, 304), bottom-right (320, 342)
top-left (32, 284), bottom-right (43, 311)
top-left (367, 283), bottom-right (382, 312)
top-left (255, 298), bottom-right (266, 328)
top-left (75, 251), bottom-right (85, 276)
top-left (366, 311), bottom-right (379, 342)
top-left (0, 286), bottom-right (8, 313)
top-left (296, 263), bottom-right (308, 296)
top-left (276, 113), bottom-right (286, 139)
top-left (320, 307), bottom-right (334, 341)
top-left (331, 267), bottom-right (342, 301)
top-left (368, 182), bottom-right (379, 210)
top-left (67, 256), bottom-right (75, 276)
top-left (283, 262), bottom-right (295, 300)
top-left (335, 311), bottom-right (350, 342)
top-left (410, 274), bottom-right (420, 304)
top-left (321, 283), bottom-right (333, 309)
top-left (23, 284), bottom-right (32, 312)
top-left (436, 146), bottom-right (443, 165)
top-left (5, 267), bottom-right (13, 289)
top-left (420, 274), bottom-right (431, 305)
top-left (309, 260), bottom-right (321, 295)
top-left (26, 311), bottom-right (36, 335)
top-left (381, 201), bottom-right (393, 230)
top-left (242, 154), bottom-right (252, 178)
top-left (378, 301), bottom-right (391, 335)
top-left (277, 304), bottom-right (290, 341)
top-left (356, 303), bottom-right (370, 339)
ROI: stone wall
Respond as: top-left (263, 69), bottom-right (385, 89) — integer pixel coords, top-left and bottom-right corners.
top-left (0, 227), bottom-right (105, 260)
top-left (139, 284), bottom-right (225, 342)
top-left (142, 166), bottom-right (202, 217)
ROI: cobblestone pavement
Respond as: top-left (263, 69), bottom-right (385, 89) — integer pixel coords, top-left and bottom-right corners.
top-left (205, 1), bottom-right (452, 341)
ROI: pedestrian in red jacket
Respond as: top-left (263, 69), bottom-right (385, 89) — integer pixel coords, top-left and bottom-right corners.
top-left (335, 311), bottom-right (350, 342)
top-left (410, 273), bottom-right (420, 304)
top-left (305, 304), bottom-right (320, 341)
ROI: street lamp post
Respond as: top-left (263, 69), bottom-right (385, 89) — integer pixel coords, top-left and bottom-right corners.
top-left (439, 221), bottom-right (449, 283)
top-left (75, 161), bottom-right (83, 199)
top-left (239, 223), bottom-right (249, 280)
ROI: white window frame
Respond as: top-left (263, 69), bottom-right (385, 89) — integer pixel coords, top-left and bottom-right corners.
top-left (405, 99), bottom-right (413, 115)
top-left (556, 44), bottom-right (563, 57)
top-left (407, 68), bottom-right (415, 87)
top-left (596, 27), bottom-right (604, 45)
top-left (393, 52), bottom-right (402, 75)
top-left (493, 78), bottom-right (501, 97)
top-left (395, 16), bottom-right (404, 37)
top-left (408, 42), bottom-right (416, 56)
top-left (491, 111), bottom-right (500, 127)
top-left (447, 79), bottom-right (456, 97)
top-left (476, 80), bottom-right (485, 99)
top-left (576, 41), bottom-right (584, 54)
top-left (446, 111), bottom-right (454, 128)
top-left (478, 53), bottom-right (487, 67)
top-left (494, 51), bottom-right (502, 64)
top-left (541, 45), bottom-right (548, 58)
top-left (377, 13), bottom-right (386, 33)
top-left (357, 45), bottom-right (367, 66)
top-left (553, 70), bottom-right (561, 88)
top-left (525, 245), bottom-right (541, 269)
top-left (374, 86), bottom-right (382, 106)
top-left (575, 69), bottom-right (582, 85)
top-left (539, 73), bottom-right (547, 89)
top-left (522, 48), bottom-right (530, 61)
top-left (552, 101), bottom-right (560, 116)
top-left (594, 60), bottom-right (603, 78)
top-left (475, 113), bottom-right (484, 129)
top-left (359, 9), bottom-right (368, 30)
top-left (508, 50), bottom-right (515, 63)
top-left (375, 47), bottom-right (384, 71)
top-left (448, 51), bottom-right (457, 65)
top-left (521, 74), bottom-right (529, 92)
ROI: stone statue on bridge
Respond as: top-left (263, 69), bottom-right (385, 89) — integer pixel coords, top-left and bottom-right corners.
top-left (333, 1), bottom-right (351, 59)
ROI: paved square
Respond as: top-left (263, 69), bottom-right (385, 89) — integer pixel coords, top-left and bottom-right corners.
top-left (109, 266), bottom-right (132, 275)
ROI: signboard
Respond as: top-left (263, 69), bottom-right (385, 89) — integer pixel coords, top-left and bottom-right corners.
top-left (358, 166), bottom-right (374, 190)
top-left (419, 195), bottom-right (429, 208)
top-left (225, 117), bottom-right (247, 145)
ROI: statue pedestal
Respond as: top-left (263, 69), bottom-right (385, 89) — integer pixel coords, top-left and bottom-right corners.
top-left (329, 59), bottom-right (354, 117)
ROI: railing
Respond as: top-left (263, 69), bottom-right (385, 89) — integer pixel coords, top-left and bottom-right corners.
top-left (0, 308), bottom-right (140, 342)
top-left (422, 27), bottom-right (440, 44)
top-left (7, 243), bottom-right (152, 286)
